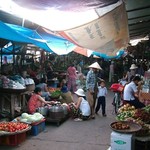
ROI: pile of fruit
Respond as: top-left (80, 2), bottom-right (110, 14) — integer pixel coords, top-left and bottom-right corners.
top-left (111, 122), bottom-right (130, 130)
top-left (116, 104), bottom-right (150, 136)
top-left (0, 122), bottom-right (29, 132)
top-left (133, 109), bottom-right (150, 123)
top-left (116, 104), bottom-right (136, 121)
top-left (117, 104), bottom-right (150, 123)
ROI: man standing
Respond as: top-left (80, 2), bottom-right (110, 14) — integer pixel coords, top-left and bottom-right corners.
top-left (86, 62), bottom-right (102, 119)
top-left (109, 61), bottom-right (114, 83)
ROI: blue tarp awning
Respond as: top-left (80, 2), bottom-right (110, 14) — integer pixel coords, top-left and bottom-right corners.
top-left (0, 21), bottom-right (76, 55)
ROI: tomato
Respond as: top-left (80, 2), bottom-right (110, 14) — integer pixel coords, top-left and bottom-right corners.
top-left (0, 122), bottom-right (29, 132)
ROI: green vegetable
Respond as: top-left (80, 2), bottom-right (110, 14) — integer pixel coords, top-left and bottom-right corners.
top-left (51, 90), bottom-right (61, 98)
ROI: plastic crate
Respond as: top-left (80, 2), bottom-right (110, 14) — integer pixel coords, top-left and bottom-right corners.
top-left (30, 120), bottom-right (46, 136)
top-left (0, 132), bottom-right (26, 146)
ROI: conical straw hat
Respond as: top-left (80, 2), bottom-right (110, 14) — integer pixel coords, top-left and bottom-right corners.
top-left (130, 64), bottom-right (137, 70)
top-left (88, 62), bottom-right (102, 70)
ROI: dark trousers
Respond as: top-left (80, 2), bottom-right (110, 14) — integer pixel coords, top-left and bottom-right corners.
top-left (124, 97), bottom-right (145, 109)
top-left (95, 96), bottom-right (106, 115)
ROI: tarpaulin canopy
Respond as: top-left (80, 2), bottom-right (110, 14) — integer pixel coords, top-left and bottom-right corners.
top-left (59, 3), bottom-right (129, 57)
top-left (12, 0), bottom-right (119, 11)
top-left (0, 21), bottom-right (76, 55)
top-left (0, 0), bottom-right (128, 59)
top-left (0, 21), bottom-right (126, 60)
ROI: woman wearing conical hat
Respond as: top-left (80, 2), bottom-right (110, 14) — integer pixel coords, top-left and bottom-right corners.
top-left (86, 62), bottom-right (102, 119)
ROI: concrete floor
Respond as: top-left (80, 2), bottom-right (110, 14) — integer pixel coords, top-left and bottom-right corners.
top-left (0, 89), bottom-right (116, 150)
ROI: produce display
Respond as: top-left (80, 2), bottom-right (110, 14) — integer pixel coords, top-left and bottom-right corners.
top-left (116, 103), bottom-right (150, 136)
top-left (0, 122), bottom-right (29, 132)
top-left (48, 87), bottom-right (60, 93)
top-left (133, 109), bottom-right (150, 123)
top-left (118, 104), bottom-right (136, 113)
top-left (50, 90), bottom-right (61, 99)
top-left (116, 104), bottom-right (150, 123)
top-left (116, 104), bottom-right (136, 121)
top-left (111, 122), bottom-right (130, 130)
top-left (143, 104), bottom-right (150, 113)
top-left (17, 112), bottom-right (44, 123)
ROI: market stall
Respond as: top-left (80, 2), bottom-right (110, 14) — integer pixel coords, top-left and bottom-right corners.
top-left (139, 92), bottom-right (150, 106)
top-left (0, 75), bottom-right (35, 119)
top-left (0, 88), bottom-right (27, 119)
top-left (110, 104), bottom-right (150, 150)
top-left (139, 70), bottom-right (150, 106)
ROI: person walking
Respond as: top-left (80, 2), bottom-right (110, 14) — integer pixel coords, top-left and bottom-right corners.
top-left (86, 62), bottom-right (102, 119)
top-left (67, 64), bottom-right (77, 93)
top-left (95, 80), bottom-right (107, 116)
top-left (109, 61), bottom-right (115, 83)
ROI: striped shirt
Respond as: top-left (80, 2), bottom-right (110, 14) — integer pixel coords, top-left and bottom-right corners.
top-left (86, 69), bottom-right (96, 92)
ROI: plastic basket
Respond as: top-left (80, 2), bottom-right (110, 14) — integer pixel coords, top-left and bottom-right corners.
top-left (0, 132), bottom-right (26, 146)
top-left (30, 119), bottom-right (46, 136)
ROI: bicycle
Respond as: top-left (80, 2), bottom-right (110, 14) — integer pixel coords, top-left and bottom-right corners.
top-left (110, 83), bottom-right (124, 114)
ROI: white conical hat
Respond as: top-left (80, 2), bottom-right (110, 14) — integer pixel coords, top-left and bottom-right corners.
top-left (130, 64), bottom-right (137, 70)
top-left (88, 62), bottom-right (102, 70)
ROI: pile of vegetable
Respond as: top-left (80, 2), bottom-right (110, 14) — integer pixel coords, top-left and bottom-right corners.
top-left (143, 104), bottom-right (150, 113)
top-left (0, 122), bottom-right (29, 132)
top-left (18, 112), bottom-right (44, 123)
top-left (50, 90), bottom-right (61, 99)
top-left (48, 87), bottom-right (60, 93)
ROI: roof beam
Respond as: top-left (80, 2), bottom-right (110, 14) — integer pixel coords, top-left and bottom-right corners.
top-left (127, 5), bottom-right (150, 12)
top-left (128, 19), bottom-right (150, 26)
top-left (128, 14), bottom-right (150, 20)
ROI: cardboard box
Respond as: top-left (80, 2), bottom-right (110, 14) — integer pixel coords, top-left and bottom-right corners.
top-left (110, 131), bottom-right (134, 150)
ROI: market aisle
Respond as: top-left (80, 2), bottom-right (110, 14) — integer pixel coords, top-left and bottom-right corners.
top-left (0, 89), bottom-right (116, 150)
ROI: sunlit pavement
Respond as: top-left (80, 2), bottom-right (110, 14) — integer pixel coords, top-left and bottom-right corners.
top-left (0, 86), bottom-right (116, 150)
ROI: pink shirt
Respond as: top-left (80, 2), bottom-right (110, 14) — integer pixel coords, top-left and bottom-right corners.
top-left (67, 66), bottom-right (77, 79)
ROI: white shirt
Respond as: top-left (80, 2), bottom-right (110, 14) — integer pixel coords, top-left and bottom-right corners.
top-left (123, 81), bottom-right (137, 101)
top-left (97, 86), bottom-right (107, 97)
top-left (79, 98), bottom-right (91, 116)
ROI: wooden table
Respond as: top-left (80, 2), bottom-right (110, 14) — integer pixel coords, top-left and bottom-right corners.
top-left (0, 88), bottom-right (31, 119)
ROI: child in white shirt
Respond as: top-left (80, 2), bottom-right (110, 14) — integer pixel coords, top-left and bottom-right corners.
top-left (95, 80), bottom-right (107, 116)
